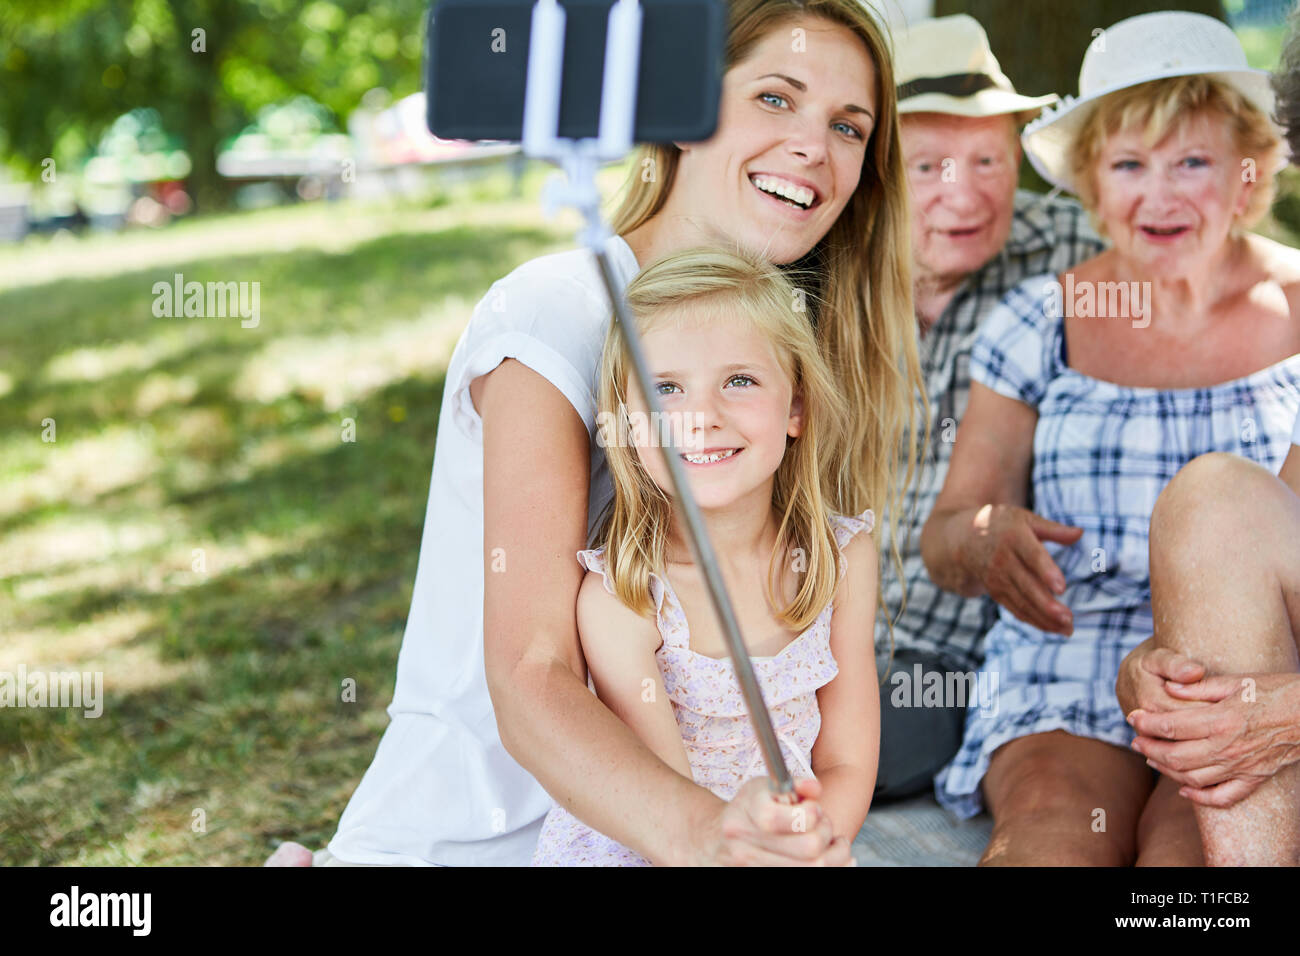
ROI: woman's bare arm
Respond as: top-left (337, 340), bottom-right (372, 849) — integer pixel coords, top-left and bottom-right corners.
top-left (476, 359), bottom-right (847, 866)
top-left (920, 382), bottom-right (1081, 635)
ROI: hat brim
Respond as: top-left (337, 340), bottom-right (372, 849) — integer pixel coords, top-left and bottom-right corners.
top-left (898, 88), bottom-right (1058, 121)
top-left (1022, 67), bottom-right (1279, 193)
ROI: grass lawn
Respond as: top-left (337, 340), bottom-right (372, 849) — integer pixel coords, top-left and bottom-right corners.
top-left (0, 159), bottom-right (629, 865)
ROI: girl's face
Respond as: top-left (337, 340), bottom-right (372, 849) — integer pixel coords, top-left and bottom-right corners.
top-left (626, 309), bottom-right (803, 513)
top-left (671, 15), bottom-right (877, 265)
top-left (1092, 110), bottom-right (1253, 277)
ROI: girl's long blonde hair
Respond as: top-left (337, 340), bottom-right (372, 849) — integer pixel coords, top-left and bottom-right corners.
top-left (606, 0), bottom-right (925, 642)
top-left (597, 246), bottom-right (850, 632)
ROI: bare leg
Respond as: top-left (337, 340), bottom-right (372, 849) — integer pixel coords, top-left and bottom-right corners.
top-left (980, 730), bottom-right (1152, 866)
top-left (1149, 452), bottom-right (1300, 866)
top-left (1135, 775), bottom-right (1203, 866)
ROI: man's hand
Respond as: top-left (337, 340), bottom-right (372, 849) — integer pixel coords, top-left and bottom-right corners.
top-left (961, 504), bottom-right (1081, 634)
top-left (1128, 673), bottom-right (1300, 808)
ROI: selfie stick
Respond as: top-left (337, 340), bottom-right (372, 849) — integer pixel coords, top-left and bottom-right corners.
top-left (521, 0), bottom-right (796, 799)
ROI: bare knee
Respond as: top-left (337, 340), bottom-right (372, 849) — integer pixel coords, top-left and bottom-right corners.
top-left (988, 740), bottom-right (1117, 817)
top-left (1151, 453), bottom-right (1272, 551)
top-left (983, 734), bottom-right (1143, 865)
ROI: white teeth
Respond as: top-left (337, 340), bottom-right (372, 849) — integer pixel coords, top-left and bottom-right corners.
top-left (683, 448), bottom-right (738, 464)
top-left (751, 175), bottom-right (814, 209)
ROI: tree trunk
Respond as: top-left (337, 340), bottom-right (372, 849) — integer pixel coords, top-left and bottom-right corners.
top-left (932, 0), bottom-right (1229, 190)
top-left (933, 0), bottom-right (1228, 102)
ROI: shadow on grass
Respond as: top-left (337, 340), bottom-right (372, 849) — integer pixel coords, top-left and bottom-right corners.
top-left (1, 370), bottom-right (449, 864)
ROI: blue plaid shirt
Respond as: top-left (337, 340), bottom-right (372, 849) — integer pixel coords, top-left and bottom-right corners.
top-left (876, 190), bottom-right (1105, 673)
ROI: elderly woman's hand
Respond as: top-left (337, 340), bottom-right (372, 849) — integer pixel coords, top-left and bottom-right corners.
top-left (1116, 636), bottom-right (1208, 716)
top-left (1128, 672), bottom-right (1300, 808)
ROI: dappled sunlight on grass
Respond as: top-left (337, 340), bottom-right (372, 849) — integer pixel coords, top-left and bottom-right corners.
top-left (1, 426), bottom-right (162, 522)
top-left (1, 608), bottom-right (156, 672)
top-left (44, 332), bottom-right (202, 386)
top-left (0, 608), bottom-right (194, 700)
top-left (0, 515), bottom-right (177, 579)
top-left (231, 300), bottom-right (477, 411)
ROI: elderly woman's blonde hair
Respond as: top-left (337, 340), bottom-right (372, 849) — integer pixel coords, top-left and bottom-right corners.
top-left (594, 245), bottom-right (851, 633)
top-left (1068, 75), bottom-right (1284, 232)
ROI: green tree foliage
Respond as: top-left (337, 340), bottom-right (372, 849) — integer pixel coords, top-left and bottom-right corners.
top-left (1, 0), bottom-right (428, 209)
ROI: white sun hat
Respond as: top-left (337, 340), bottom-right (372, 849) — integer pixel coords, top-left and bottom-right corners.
top-left (894, 14), bottom-right (1058, 120)
top-left (1021, 11), bottom-right (1278, 193)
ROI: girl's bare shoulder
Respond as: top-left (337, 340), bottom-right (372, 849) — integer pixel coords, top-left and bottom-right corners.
top-left (576, 567), bottom-right (663, 651)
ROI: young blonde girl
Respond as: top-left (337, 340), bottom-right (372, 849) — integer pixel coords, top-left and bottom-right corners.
top-left (531, 246), bottom-right (881, 866)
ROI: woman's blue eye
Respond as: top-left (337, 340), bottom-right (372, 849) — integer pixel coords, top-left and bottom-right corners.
top-left (833, 121), bottom-right (862, 139)
top-left (1112, 159), bottom-right (1141, 171)
top-left (759, 92), bottom-right (788, 109)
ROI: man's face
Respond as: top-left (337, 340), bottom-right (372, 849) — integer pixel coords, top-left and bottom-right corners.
top-left (901, 112), bottom-right (1020, 287)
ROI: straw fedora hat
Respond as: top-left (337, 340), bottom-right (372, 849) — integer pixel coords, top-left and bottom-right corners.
top-left (894, 14), bottom-right (1057, 120)
top-left (1022, 11), bottom-right (1278, 193)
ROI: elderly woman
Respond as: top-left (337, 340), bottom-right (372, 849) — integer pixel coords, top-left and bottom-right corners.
top-left (920, 11), bottom-right (1300, 866)
top-left (1116, 15), bottom-right (1300, 868)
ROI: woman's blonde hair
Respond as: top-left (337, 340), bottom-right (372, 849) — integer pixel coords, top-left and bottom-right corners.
top-left (606, 0), bottom-right (925, 643)
top-left (596, 246), bottom-right (850, 632)
top-left (1068, 75), bottom-right (1284, 232)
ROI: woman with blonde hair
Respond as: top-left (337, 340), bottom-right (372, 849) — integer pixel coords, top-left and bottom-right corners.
top-left (921, 12), bottom-right (1300, 865)
top-left (279, 0), bottom-right (923, 867)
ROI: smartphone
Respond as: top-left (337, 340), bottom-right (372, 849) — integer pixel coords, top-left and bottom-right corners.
top-left (425, 0), bottom-right (726, 144)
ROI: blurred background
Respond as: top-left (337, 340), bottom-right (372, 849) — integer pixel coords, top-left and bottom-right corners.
top-left (0, 0), bottom-right (1296, 865)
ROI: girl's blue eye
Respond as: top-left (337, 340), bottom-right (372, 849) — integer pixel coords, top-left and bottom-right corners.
top-left (655, 381), bottom-right (680, 395)
top-left (726, 374), bottom-right (755, 388)
top-left (1182, 156), bottom-right (1209, 168)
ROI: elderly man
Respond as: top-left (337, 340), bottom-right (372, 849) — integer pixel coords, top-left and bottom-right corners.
top-left (872, 14), bottom-right (1104, 801)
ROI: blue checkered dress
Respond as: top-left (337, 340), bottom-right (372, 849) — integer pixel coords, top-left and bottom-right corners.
top-left (936, 274), bottom-right (1300, 819)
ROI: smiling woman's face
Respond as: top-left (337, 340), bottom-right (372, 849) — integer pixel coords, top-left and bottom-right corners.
top-left (669, 15), bottom-right (877, 265)
top-left (1092, 110), bottom-right (1254, 277)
